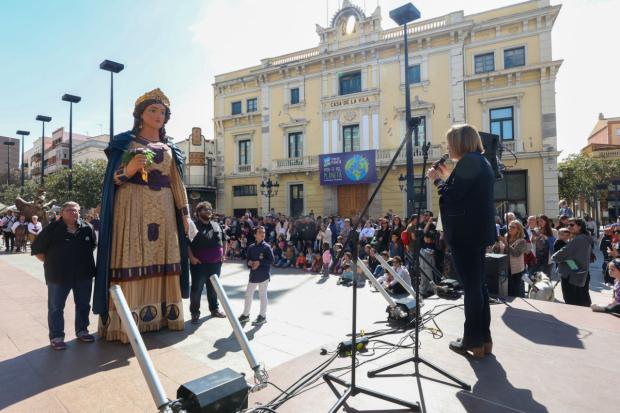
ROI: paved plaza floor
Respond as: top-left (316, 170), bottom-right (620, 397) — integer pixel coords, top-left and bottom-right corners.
top-left (0, 251), bottom-right (617, 412)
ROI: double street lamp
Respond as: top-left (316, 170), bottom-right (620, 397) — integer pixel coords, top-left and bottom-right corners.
top-left (16, 130), bottom-right (30, 191)
top-left (260, 175), bottom-right (280, 214)
top-left (62, 93), bottom-right (82, 190)
top-left (100, 59), bottom-right (124, 142)
top-left (35, 115), bottom-right (52, 185)
top-left (390, 3), bottom-right (421, 217)
top-left (3, 141), bottom-right (16, 185)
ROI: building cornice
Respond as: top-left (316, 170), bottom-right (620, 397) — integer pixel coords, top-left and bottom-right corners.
top-left (464, 59), bottom-right (563, 82)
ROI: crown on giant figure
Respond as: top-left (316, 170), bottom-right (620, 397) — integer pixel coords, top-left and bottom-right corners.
top-left (135, 88), bottom-right (170, 108)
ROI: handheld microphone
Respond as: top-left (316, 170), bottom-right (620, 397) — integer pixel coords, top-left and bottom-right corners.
top-left (432, 153), bottom-right (449, 170)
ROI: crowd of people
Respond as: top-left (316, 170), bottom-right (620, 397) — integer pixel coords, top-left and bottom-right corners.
top-left (4, 192), bottom-right (620, 351)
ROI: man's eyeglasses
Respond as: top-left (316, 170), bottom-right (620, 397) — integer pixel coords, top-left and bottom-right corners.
top-left (568, 223), bottom-right (576, 227)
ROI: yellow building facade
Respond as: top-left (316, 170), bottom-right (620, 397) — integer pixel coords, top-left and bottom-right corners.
top-left (214, 0), bottom-right (561, 219)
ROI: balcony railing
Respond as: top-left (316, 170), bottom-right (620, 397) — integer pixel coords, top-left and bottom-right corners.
top-left (235, 164), bottom-right (252, 174)
top-left (591, 149), bottom-right (620, 159)
top-left (261, 47), bottom-right (321, 67)
top-left (382, 16), bottom-right (448, 41)
top-left (271, 146), bottom-right (443, 173)
top-left (273, 155), bottom-right (319, 172)
top-left (375, 145), bottom-right (443, 166)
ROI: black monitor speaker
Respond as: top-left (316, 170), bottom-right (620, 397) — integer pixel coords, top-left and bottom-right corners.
top-left (479, 132), bottom-right (504, 181)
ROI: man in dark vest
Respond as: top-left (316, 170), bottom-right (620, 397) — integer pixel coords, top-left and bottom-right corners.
top-left (188, 201), bottom-right (227, 324)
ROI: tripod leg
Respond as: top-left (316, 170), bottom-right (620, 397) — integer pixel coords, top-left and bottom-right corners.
top-left (355, 384), bottom-right (421, 411)
top-left (416, 357), bottom-right (471, 391)
top-left (367, 357), bottom-right (414, 377)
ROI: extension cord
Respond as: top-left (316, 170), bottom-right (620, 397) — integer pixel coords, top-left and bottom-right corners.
top-left (338, 336), bottom-right (369, 356)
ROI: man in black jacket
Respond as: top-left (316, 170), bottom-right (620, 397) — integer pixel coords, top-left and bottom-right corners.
top-left (31, 202), bottom-right (97, 350)
top-left (188, 201), bottom-right (227, 324)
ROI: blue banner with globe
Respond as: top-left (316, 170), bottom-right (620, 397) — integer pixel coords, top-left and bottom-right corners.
top-left (319, 150), bottom-right (377, 186)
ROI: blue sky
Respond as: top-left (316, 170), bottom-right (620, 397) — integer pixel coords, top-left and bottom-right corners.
top-left (1, 0), bottom-right (617, 159)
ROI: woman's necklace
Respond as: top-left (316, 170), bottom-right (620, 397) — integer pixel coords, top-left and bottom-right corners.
top-left (139, 135), bottom-right (160, 143)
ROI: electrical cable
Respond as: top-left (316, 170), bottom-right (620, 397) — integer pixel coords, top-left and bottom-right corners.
top-left (247, 301), bottom-right (466, 411)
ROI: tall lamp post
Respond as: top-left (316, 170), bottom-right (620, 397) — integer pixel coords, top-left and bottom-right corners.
top-left (3, 141), bottom-right (16, 185)
top-left (62, 93), bottom-right (82, 190)
top-left (36, 115), bottom-right (52, 185)
top-left (390, 3), bottom-right (420, 218)
top-left (16, 130), bottom-right (30, 191)
top-left (260, 175), bottom-right (279, 214)
top-left (99, 59), bottom-right (124, 142)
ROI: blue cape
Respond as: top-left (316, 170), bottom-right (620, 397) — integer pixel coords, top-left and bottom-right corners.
top-left (93, 131), bottom-right (190, 316)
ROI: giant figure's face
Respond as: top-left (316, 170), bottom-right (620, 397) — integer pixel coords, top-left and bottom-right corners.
top-left (141, 103), bottom-right (167, 130)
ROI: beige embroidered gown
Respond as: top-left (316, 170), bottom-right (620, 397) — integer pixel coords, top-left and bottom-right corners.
top-left (98, 137), bottom-right (188, 343)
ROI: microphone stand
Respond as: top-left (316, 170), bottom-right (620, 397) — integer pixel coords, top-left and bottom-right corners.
top-left (322, 130), bottom-right (420, 412)
top-left (367, 118), bottom-right (471, 392)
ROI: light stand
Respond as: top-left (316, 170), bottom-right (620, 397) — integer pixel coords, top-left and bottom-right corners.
top-left (35, 115), bottom-right (51, 185)
top-left (16, 130), bottom-right (30, 192)
top-left (322, 118), bottom-right (421, 412)
top-left (100, 59), bottom-right (124, 143)
top-left (62, 93), bottom-right (81, 190)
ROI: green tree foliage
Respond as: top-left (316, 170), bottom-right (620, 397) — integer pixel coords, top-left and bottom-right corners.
top-left (43, 160), bottom-right (107, 210)
top-left (0, 180), bottom-right (40, 206)
top-left (558, 154), bottom-right (620, 208)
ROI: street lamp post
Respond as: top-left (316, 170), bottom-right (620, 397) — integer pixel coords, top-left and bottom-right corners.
top-left (62, 93), bottom-right (82, 190)
top-left (390, 3), bottom-right (421, 218)
top-left (99, 60), bottom-right (124, 142)
top-left (3, 141), bottom-right (16, 185)
top-left (16, 130), bottom-right (30, 192)
top-left (260, 175), bottom-right (279, 214)
top-left (36, 115), bottom-right (52, 185)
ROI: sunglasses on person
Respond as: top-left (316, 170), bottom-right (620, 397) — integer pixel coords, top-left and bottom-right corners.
top-left (568, 223), bottom-right (576, 227)
top-left (615, 231), bottom-right (620, 234)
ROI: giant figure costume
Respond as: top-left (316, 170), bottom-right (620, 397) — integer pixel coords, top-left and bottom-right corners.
top-left (93, 88), bottom-right (190, 342)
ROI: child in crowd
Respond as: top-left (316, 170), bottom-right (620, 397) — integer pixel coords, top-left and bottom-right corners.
top-left (238, 226), bottom-right (273, 326)
top-left (321, 242), bottom-right (331, 277)
top-left (389, 233), bottom-right (404, 258)
top-left (305, 246), bottom-right (314, 271)
top-left (373, 251), bottom-right (389, 278)
top-left (271, 241), bottom-right (282, 262)
top-left (239, 234), bottom-right (248, 258)
top-left (227, 237), bottom-right (238, 259)
top-left (311, 249), bottom-right (322, 273)
top-left (295, 251), bottom-right (307, 270)
top-left (331, 243), bottom-right (344, 274)
top-left (339, 263), bottom-right (354, 285)
top-left (591, 258), bottom-right (620, 315)
top-left (275, 243), bottom-right (294, 267)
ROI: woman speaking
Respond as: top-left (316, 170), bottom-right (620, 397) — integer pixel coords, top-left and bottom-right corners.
top-left (427, 124), bottom-right (496, 358)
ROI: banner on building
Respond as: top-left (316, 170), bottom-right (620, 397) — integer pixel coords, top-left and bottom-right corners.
top-left (191, 127), bottom-right (202, 146)
top-left (188, 152), bottom-right (205, 166)
top-left (319, 150), bottom-right (377, 186)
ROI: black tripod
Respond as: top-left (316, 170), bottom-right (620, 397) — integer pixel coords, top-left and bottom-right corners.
top-left (366, 119), bottom-right (471, 392)
top-left (323, 132), bottom-right (420, 412)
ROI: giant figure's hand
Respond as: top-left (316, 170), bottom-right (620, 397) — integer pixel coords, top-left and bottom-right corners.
top-left (125, 154), bottom-right (147, 178)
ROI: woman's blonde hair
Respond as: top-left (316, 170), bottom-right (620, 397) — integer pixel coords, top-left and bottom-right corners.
top-left (445, 124), bottom-right (484, 158)
top-left (508, 220), bottom-right (525, 240)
